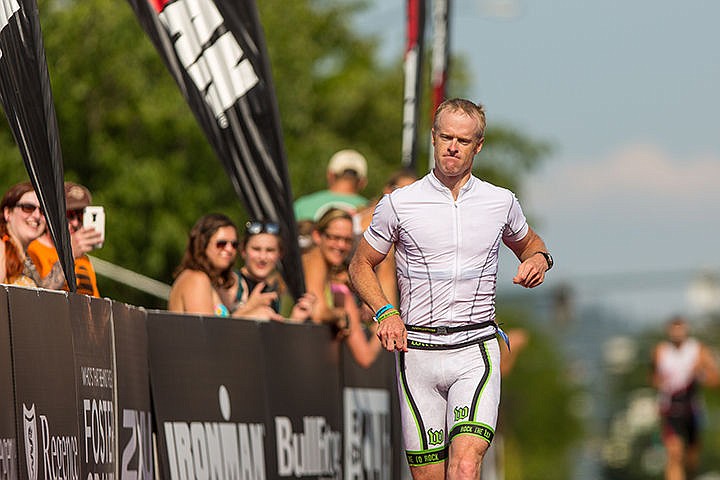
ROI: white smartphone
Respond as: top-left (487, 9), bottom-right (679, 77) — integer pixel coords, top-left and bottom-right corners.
top-left (83, 206), bottom-right (105, 249)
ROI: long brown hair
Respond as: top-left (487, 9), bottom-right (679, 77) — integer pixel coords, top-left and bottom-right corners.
top-left (175, 213), bottom-right (237, 289)
top-left (1, 182), bottom-right (35, 282)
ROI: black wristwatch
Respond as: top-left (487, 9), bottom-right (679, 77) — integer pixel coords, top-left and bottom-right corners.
top-left (535, 251), bottom-right (554, 271)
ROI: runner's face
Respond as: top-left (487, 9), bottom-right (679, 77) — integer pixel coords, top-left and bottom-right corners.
top-left (242, 233), bottom-right (280, 280)
top-left (319, 218), bottom-right (353, 267)
top-left (205, 226), bottom-right (238, 272)
top-left (668, 322), bottom-right (688, 345)
top-left (432, 110), bottom-right (483, 182)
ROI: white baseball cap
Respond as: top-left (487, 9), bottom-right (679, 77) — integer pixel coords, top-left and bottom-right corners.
top-left (327, 149), bottom-right (367, 178)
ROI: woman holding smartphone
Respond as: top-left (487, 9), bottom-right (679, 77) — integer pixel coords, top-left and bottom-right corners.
top-left (169, 214), bottom-right (315, 321)
top-left (228, 220), bottom-right (315, 322)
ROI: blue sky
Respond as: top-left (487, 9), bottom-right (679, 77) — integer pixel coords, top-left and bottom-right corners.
top-left (356, 0), bottom-right (720, 323)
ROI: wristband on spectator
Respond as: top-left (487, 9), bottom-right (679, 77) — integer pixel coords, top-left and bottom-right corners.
top-left (374, 304), bottom-right (394, 319)
top-left (375, 308), bottom-right (399, 324)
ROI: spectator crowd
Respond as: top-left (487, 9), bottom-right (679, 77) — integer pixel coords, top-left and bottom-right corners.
top-left (1, 149), bottom-right (412, 370)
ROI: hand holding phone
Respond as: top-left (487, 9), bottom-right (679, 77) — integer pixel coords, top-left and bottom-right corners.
top-left (82, 206), bottom-right (105, 249)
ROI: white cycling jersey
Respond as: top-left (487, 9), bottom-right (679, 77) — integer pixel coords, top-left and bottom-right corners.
top-left (656, 338), bottom-right (700, 396)
top-left (364, 171), bottom-right (528, 346)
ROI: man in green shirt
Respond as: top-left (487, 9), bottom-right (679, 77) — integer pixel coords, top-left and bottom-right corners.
top-left (294, 149), bottom-right (369, 222)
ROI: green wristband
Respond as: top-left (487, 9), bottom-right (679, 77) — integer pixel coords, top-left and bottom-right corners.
top-left (376, 308), bottom-right (399, 323)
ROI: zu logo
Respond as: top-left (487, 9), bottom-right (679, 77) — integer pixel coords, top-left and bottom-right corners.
top-left (454, 406), bottom-right (469, 422)
top-left (427, 428), bottom-right (444, 446)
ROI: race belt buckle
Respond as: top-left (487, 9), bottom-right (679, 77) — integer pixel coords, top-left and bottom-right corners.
top-left (435, 326), bottom-right (448, 335)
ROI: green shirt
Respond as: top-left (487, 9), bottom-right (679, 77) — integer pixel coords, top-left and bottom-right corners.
top-left (293, 190), bottom-right (368, 221)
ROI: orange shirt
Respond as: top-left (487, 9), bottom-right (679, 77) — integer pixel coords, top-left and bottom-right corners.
top-left (27, 240), bottom-right (100, 297)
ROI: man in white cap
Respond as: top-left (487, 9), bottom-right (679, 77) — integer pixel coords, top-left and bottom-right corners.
top-left (293, 149), bottom-right (369, 222)
top-left (27, 181), bottom-right (103, 296)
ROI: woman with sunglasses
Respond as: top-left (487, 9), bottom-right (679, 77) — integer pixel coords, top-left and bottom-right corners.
top-left (302, 208), bottom-right (381, 367)
top-left (229, 220), bottom-right (315, 322)
top-left (168, 213), bottom-right (244, 316)
top-left (1, 181), bottom-right (46, 286)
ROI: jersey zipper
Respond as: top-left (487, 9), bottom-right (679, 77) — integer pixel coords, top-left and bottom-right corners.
top-left (450, 199), bottom-right (460, 323)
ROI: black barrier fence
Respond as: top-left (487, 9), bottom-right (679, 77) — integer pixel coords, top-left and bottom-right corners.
top-left (0, 285), bottom-right (405, 480)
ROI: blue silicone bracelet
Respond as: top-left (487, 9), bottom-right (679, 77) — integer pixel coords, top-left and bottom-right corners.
top-left (375, 304), bottom-right (393, 318)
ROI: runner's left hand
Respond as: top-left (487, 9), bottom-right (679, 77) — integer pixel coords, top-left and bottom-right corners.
top-left (513, 255), bottom-right (547, 288)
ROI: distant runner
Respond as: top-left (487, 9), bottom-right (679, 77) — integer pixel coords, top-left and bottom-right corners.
top-left (652, 315), bottom-right (719, 480)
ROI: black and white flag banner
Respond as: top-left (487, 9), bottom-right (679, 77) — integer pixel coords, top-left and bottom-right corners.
top-left (126, 0), bottom-right (305, 298)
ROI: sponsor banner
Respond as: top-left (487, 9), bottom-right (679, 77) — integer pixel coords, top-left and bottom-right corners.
top-left (342, 388), bottom-right (392, 480)
top-left (261, 322), bottom-right (342, 480)
top-left (8, 287), bottom-right (80, 480)
top-left (68, 295), bottom-right (115, 480)
top-left (111, 302), bottom-right (153, 480)
top-left (4, 288), bottom-right (405, 479)
top-left (146, 311), bottom-right (268, 480)
top-left (341, 344), bottom-right (397, 480)
top-left (125, 0), bottom-right (305, 299)
top-left (0, 288), bottom-right (17, 480)
top-left (0, 0), bottom-right (75, 288)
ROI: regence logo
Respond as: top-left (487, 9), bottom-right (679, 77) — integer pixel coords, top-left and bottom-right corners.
top-left (22, 403), bottom-right (80, 480)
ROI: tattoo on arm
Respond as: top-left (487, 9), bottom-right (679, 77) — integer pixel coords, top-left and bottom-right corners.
top-left (37, 262), bottom-right (67, 289)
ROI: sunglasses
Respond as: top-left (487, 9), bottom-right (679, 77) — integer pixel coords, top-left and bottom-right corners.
top-left (15, 203), bottom-right (43, 215)
top-left (322, 232), bottom-right (354, 245)
top-left (215, 239), bottom-right (239, 250)
top-left (245, 221), bottom-right (280, 236)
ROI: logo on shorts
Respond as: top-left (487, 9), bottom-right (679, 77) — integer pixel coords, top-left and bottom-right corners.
top-left (454, 406), bottom-right (469, 422)
top-left (427, 428), bottom-right (444, 446)
top-left (22, 403), bottom-right (38, 480)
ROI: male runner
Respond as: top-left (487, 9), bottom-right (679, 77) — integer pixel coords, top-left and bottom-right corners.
top-left (349, 98), bottom-right (552, 480)
top-left (652, 316), bottom-right (719, 480)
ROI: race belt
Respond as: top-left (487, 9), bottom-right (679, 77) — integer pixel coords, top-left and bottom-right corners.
top-left (404, 320), bottom-right (495, 336)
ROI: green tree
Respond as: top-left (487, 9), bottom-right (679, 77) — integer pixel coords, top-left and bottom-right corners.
top-left (497, 308), bottom-right (584, 480)
top-left (0, 0), bottom-right (581, 475)
top-left (0, 0), bottom-right (549, 305)
top-left (257, 0), bottom-right (408, 195)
